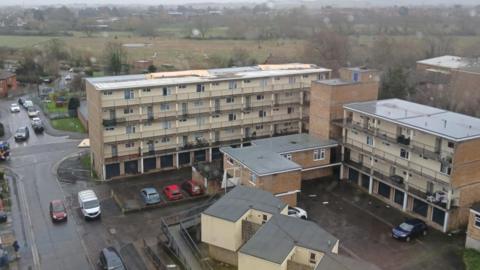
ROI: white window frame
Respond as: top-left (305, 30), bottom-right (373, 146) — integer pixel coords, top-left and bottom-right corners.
top-left (313, 149), bottom-right (325, 161)
top-left (124, 89), bottom-right (134, 99)
top-left (228, 80), bottom-right (237, 90)
top-left (126, 125), bottom-right (135, 134)
top-left (160, 103), bottom-right (170, 111)
top-left (400, 148), bottom-right (410, 160)
top-left (228, 113), bottom-right (236, 121)
top-left (226, 97), bottom-right (234, 103)
top-left (475, 214), bottom-right (480, 228)
top-left (284, 154), bottom-right (292, 160)
top-left (366, 135), bottom-right (374, 146)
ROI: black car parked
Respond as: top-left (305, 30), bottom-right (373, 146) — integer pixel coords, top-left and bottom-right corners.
top-left (392, 218), bottom-right (428, 242)
top-left (14, 127), bottom-right (29, 142)
top-left (98, 247), bottom-right (126, 270)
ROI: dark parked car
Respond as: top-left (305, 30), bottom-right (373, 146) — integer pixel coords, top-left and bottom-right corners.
top-left (392, 218), bottom-right (428, 242)
top-left (0, 212), bottom-right (7, 223)
top-left (14, 127), bottom-right (29, 142)
top-left (49, 200), bottom-right (67, 222)
top-left (181, 180), bottom-right (203, 196)
top-left (99, 247), bottom-right (126, 270)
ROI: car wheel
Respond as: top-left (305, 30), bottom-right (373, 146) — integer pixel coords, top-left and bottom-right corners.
top-left (301, 216), bottom-right (307, 220)
top-left (422, 229), bottom-right (427, 236)
top-left (405, 236), bottom-right (411, 242)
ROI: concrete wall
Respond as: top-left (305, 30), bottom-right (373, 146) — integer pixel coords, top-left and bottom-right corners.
top-left (208, 244), bottom-right (238, 266)
top-left (201, 212), bottom-right (246, 252)
top-left (238, 252), bottom-right (285, 270)
top-left (85, 80), bottom-right (105, 180)
top-left (466, 210), bottom-right (480, 250)
top-left (259, 171), bottom-right (302, 206)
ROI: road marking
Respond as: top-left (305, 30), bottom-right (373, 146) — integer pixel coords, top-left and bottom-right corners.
top-left (15, 173), bottom-right (41, 270)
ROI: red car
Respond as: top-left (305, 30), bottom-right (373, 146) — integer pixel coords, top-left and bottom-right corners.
top-left (163, 184), bottom-right (183, 201)
top-left (49, 200), bottom-right (67, 222)
top-left (182, 180), bottom-right (204, 196)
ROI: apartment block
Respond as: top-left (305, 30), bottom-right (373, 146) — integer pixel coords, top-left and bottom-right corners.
top-left (338, 98), bottom-right (480, 232)
top-left (85, 64), bottom-right (331, 180)
top-left (221, 133), bottom-right (339, 206)
top-left (201, 186), bottom-right (379, 270)
top-left (466, 203), bottom-right (480, 251)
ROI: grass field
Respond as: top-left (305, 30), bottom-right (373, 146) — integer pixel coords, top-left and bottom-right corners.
top-left (44, 101), bottom-right (67, 113)
top-left (464, 249), bottom-right (480, 270)
top-left (51, 118), bottom-right (86, 133)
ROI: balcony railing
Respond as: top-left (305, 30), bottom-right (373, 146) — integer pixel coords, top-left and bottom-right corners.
top-left (343, 137), bottom-right (451, 185)
top-left (339, 119), bottom-right (453, 162)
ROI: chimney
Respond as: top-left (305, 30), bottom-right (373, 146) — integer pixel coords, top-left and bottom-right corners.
top-left (442, 119), bottom-right (447, 128)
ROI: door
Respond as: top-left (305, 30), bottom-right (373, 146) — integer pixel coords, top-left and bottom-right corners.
top-left (435, 137), bottom-right (441, 152)
top-left (214, 131), bottom-right (220, 142)
top-left (182, 136), bottom-right (188, 146)
top-left (105, 163), bottom-right (120, 179)
top-left (147, 140), bottom-right (154, 154)
top-left (245, 127), bottom-right (251, 138)
top-left (181, 103), bottom-right (188, 115)
top-left (214, 99), bottom-right (220, 112)
top-left (111, 145), bottom-right (118, 157)
top-left (245, 96), bottom-right (251, 109)
top-left (147, 106), bottom-right (153, 120)
top-left (274, 93), bottom-right (279, 105)
top-left (109, 109), bottom-right (116, 120)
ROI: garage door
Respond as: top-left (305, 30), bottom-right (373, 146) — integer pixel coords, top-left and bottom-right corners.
top-left (105, 163), bottom-right (120, 179)
top-left (413, 198), bottom-right (428, 217)
top-left (348, 168), bottom-right (359, 182)
top-left (361, 174), bottom-right (370, 189)
top-left (194, 150), bottom-right (206, 162)
top-left (432, 207), bottom-right (445, 226)
top-left (143, 157), bottom-right (156, 172)
top-left (160, 155), bottom-right (173, 168)
top-left (125, 160), bottom-right (139, 175)
top-left (179, 152), bottom-right (191, 166)
top-left (377, 182), bottom-right (391, 198)
top-left (394, 189), bottom-right (404, 206)
top-left (212, 148), bottom-right (222, 160)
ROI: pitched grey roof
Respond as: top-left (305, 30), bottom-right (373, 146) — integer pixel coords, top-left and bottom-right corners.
top-left (253, 133), bottom-right (337, 154)
top-left (203, 186), bottom-right (286, 222)
top-left (315, 254), bottom-right (381, 270)
top-left (344, 98), bottom-right (480, 142)
top-left (0, 70), bottom-right (15, 80)
top-left (239, 214), bottom-right (338, 264)
top-left (220, 145), bottom-right (301, 176)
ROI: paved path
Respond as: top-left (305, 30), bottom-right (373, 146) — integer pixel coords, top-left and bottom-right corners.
top-left (169, 224), bottom-right (203, 270)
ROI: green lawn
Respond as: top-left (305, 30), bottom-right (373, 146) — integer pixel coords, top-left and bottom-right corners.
top-left (51, 118), bottom-right (86, 133)
top-left (44, 101), bottom-right (67, 113)
top-left (464, 249), bottom-right (480, 270)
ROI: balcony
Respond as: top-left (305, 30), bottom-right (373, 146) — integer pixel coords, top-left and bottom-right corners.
top-left (343, 137), bottom-right (451, 185)
top-left (372, 169), bottom-right (406, 189)
top-left (397, 135), bottom-right (411, 146)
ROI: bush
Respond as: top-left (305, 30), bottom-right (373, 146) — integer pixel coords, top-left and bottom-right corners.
top-left (0, 123), bottom-right (4, 137)
top-left (68, 97), bottom-right (80, 117)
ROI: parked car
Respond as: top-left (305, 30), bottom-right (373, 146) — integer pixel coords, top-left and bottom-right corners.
top-left (0, 141), bottom-right (10, 161)
top-left (78, 190), bottom-right (101, 220)
top-left (181, 180), bottom-right (203, 196)
top-left (23, 100), bottom-right (33, 109)
top-left (27, 107), bottom-right (39, 118)
top-left (98, 247), bottom-right (126, 270)
top-left (140, 187), bottom-right (161, 205)
top-left (14, 127), bottom-right (29, 142)
top-left (163, 184), bottom-right (183, 201)
top-left (0, 212), bottom-right (7, 223)
top-left (31, 117), bottom-right (44, 133)
top-left (392, 218), bottom-right (428, 242)
top-left (10, 103), bottom-right (20, 113)
top-left (49, 200), bottom-right (67, 222)
top-left (288, 206), bottom-right (308, 219)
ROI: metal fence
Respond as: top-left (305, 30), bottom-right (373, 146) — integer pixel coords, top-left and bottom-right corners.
top-left (161, 219), bottom-right (191, 270)
top-left (179, 221), bottom-right (214, 270)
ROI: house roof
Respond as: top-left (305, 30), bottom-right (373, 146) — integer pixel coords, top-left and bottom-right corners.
top-left (202, 186), bottom-right (286, 222)
top-left (344, 99), bottom-right (480, 142)
top-left (315, 79), bottom-right (354, 86)
top-left (315, 254), bottom-right (381, 270)
top-left (252, 133), bottom-right (337, 154)
top-left (85, 63), bottom-right (331, 91)
top-left (239, 214), bottom-right (338, 264)
top-left (0, 70), bottom-right (15, 80)
top-left (220, 145), bottom-right (302, 176)
top-left (417, 55), bottom-right (469, 69)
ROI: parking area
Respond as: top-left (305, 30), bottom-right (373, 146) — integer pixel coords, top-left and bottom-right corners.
top-left (109, 167), bottom-right (209, 212)
top-left (299, 178), bottom-right (465, 270)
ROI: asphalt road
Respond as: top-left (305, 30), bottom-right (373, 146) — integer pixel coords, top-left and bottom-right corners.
top-left (0, 98), bottom-right (91, 270)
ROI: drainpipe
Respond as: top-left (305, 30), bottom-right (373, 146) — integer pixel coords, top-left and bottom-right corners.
top-left (443, 212), bottom-right (449, 233)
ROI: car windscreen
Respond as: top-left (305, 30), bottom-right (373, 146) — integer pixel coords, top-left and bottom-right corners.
top-left (399, 222), bottom-right (414, 232)
top-left (84, 200), bottom-right (99, 209)
top-left (16, 128), bottom-right (25, 134)
top-left (106, 253), bottom-right (124, 269)
top-left (52, 203), bottom-right (65, 212)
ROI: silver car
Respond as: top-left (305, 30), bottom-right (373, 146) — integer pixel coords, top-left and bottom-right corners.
top-left (141, 187), bottom-right (161, 205)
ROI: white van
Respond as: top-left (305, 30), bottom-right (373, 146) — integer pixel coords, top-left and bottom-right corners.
top-left (23, 100), bottom-right (33, 109)
top-left (78, 190), bottom-right (101, 220)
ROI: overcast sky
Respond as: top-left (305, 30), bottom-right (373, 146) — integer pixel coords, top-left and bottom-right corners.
top-left (1, 0), bottom-right (478, 7)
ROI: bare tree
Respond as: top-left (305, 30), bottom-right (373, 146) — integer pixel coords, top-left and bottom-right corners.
top-left (103, 42), bottom-right (128, 75)
top-left (304, 30), bottom-right (350, 75)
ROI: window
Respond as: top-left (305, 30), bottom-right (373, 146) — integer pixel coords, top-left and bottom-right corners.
top-left (260, 79), bottom-right (268, 87)
top-left (448, 141), bottom-right (455, 148)
top-left (160, 103), bottom-right (170, 111)
top-left (228, 113), bottom-right (236, 121)
top-left (103, 91), bottom-right (113, 96)
top-left (163, 121), bottom-right (171, 129)
top-left (314, 149), bottom-right (325, 160)
top-left (212, 82), bottom-right (220, 86)
top-left (250, 173), bottom-right (257, 183)
top-left (475, 214), bottom-right (480, 228)
top-left (178, 85), bottom-right (187, 89)
top-left (162, 87), bottom-right (172, 96)
top-left (142, 88), bottom-right (151, 92)
top-left (196, 117), bottom-right (206, 125)
top-left (283, 154), bottom-right (292, 160)
top-left (366, 136), bottom-right (374, 146)
top-left (262, 214), bottom-right (267, 224)
top-left (124, 89), bottom-right (134, 99)
top-left (126, 125), bottom-right (135, 134)
top-left (194, 100), bottom-right (203, 107)
top-left (256, 125), bottom-right (263, 130)
top-left (228, 81), bottom-right (237, 89)
top-left (287, 107), bottom-right (294, 114)
top-left (288, 76), bottom-right (296, 84)
top-left (309, 253), bottom-right (316, 264)
top-left (125, 142), bottom-right (134, 148)
top-left (105, 127), bottom-right (114, 131)
top-left (440, 163), bottom-right (452, 175)
top-left (274, 76), bottom-right (281, 81)
top-left (212, 114), bottom-right (220, 118)
top-left (303, 74), bottom-right (309, 78)
top-left (123, 108), bottom-right (133, 114)
top-left (196, 84), bottom-right (205, 92)
top-left (259, 110), bottom-right (266, 117)
top-left (256, 95), bottom-right (264, 100)
top-left (161, 137), bottom-right (170, 143)
top-left (400, 148), bottom-right (410, 159)
top-left (285, 92), bottom-right (294, 97)
top-left (243, 79), bottom-right (251, 83)
top-left (226, 97), bottom-right (235, 103)
top-left (144, 122), bottom-right (152, 127)
top-left (227, 157), bottom-right (234, 165)
top-left (179, 118), bottom-right (187, 122)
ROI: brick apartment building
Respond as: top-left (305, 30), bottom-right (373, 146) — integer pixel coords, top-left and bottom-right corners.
top-left (0, 70), bottom-right (17, 97)
top-left (338, 98), bottom-right (480, 232)
top-left (85, 64), bottom-right (331, 180)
